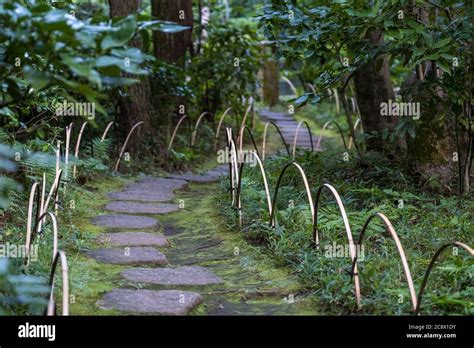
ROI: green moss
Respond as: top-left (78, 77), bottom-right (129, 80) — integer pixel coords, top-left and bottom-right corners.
top-left (60, 165), bottom-right (319, 316)
top-left (157, 182), bottom-right (320, 315)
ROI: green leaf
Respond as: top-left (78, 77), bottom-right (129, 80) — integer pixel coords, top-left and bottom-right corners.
top-left (111, 48), bottom-right (148, 63)
top-left (421, 32), bottom-right (433, 47)
top-left (139, 20), bottom-right (189, 33)
top-left (23, 66), bottom-right (49, 91)
top-left (101, 15), bottom-right (136, 50)
top-left (101, 76), bottom-right (139, 86)
top-left (432, 38), bottom-right (452, 49)
top-left (61, 55), bottom-right (102, 87)
top-left (437, 60), bottom-right (452, 75)
top-left (95, 56), bottom-right (124, 67)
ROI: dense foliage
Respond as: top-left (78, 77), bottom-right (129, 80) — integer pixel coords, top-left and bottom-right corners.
top-left (219, 144), bottom-right (473, 314)
top-left (260, 0), bottom-right (473, 193)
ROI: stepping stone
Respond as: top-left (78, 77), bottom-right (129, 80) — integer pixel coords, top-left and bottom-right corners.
top-left (122, 266), bottom-right (223, 286)
top-left (87, 247), bottom-right (168, 265)
top-left (98, 232), bottom-right (169, 247)
top-left (213, 164), bottom-right (228, 171)
top-left (167, 173), bottom-right (219, 183)
top-left (92, 214), bottom-right (159, 229)
top-left (278, 125), bottom-right (299, 129)
top-left (105, 201), bottom-right (179, 214)
top-left (96, 289), bottom-right (202, 315)
top-left (134, 177), bottom-right (188, 191)
top-left (108, 190), bottom-right (175, 202)
top-left (259, 111), bottom-right (291, 121)
top-left (206, 171), bottom-right (226, 178)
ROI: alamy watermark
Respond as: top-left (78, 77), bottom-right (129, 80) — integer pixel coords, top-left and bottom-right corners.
top-left (380, 100), bottom-right (420, 120)
top-left (217, 148), bottom-right (257, 167)
top-left (54, 100), bottom-right (95, 120)
top-left (324, 242), bottom-right (365, 261)
top-left (0, 242), bottom-right (38, 262)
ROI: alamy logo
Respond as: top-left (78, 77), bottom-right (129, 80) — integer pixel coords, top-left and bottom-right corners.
top-left (324, 242), bottom-right (365, 261)
top-left (217, 148), bottom-right (257, 167)
top-left (380, 100), bottom-right (420, 120)
top-left (55, 100), bottom-right (95, 120)
top-left (18, 322), bottom-right (56, 341)
top-left (0, 242), bottom-right (38, 261)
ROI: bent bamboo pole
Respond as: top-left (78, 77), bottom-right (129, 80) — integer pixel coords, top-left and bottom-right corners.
top-left (292, 120), bottom-right (314, 159)
top-left (72, 121), bottom-right (87, 178)
top-left (236, 151), bottom-right (273, 219)
top-left (351, 212), bottom-right (418, 312)
top-left (350, 97), bottom-right (358, 114)
top-left (348, 118), bottom-right (362, 150)
top-left (26, 211), bottom-right (59, 267)
top-left (239, 104), bottom-right (253, 132)
top-left (312, 183), bottom-right (361, 308)
top-left (191, 111), bottom-right (212, 147)
top-left (269, 162), bottom-right (314, 228)
top-left (226, 127), bottom-right (235, 200)
top-left (101, 121), bottom-right (115, 142)
top-left (47, 250), bottom-right (69, 316)
top-left (281, 76), bottom-right (297, 97)
top-left (262, 121), bottom-right (290, 161)
top-left (332, 88), bottom-right (340, 115)
top-left (238, 125), bottom-right (260, 159)
top-left (114, 121), bottom-right (144, 172)
top-left (64, 123), bottom-right (73, 177)
top-left (37, 173), bottom-right (46, 232)
top-left (42, 169), bottom-right (63, 221)
top-left (307, 83), bottom-right (316, 94)
top-left (316, 120), bottom-right (348, 150)
top-left (228, 138), bottom-right (240, 206)
top-left (168, 115), bottom-right (189, 152)
top-left (415, 241), bottom-right (473, 315)
top-left (26, 182), bottom-right (41, 265)
top-left (214, 107), bottom-right (233, 150)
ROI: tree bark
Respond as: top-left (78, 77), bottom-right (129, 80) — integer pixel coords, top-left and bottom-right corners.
top-left (151, 0), bottom-right (193, 65)
top-left (354, 29), bottom-right (399, 153)
top-left (262, 60), bottom-right (279, 106)
top-left (108, 0), bottom-right (154, 156)
top-left (402, 1), bottom-right (470, 193)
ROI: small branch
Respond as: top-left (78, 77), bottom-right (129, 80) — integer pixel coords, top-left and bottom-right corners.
top-left (340, 70), bottom-right (357, 93)
top-left (426, 1), bottom-right (452, 21)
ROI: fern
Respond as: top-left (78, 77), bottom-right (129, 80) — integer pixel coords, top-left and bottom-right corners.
top-left (82, 137), bottom-right (112, 162)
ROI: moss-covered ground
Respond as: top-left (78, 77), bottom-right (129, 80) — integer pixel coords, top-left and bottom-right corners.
top-left (69, 157), bottom-right (320, 315)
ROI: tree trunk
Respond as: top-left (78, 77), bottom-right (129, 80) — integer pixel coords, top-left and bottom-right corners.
top-left (402, 1), bottom-right (470, 193)
top-left (151, 0), bottom-right (193, 65)
top-left (402, 71), bottom-right (466, 192)
top-left (108, 0), bottom-right (154, 156)
top-left (262, 46), bottom-right (279, 106)
top-left (354, 29), bottom-right (399, 153)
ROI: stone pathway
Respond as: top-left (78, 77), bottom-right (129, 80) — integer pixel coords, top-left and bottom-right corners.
top-left (122, 266), bottom-right (223, 286)
top-left (85, 114), bottom-right (320, 316)
top-left (96, 289), bottom-right (203, 315)
top-left (259, 109), bottom-right (321, 151)
top-left (92, 214), bottom-right (160, 229)
top-left (89, 168), bottom-right (226, 315)
top-left (98, 232), bottom-right (169, 247)
top-left (167, 165), bottom-right (227, 183)
top-left (104, 201), bottom-right (180, 214)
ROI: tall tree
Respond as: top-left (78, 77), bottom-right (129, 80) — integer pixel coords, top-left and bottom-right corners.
top-left (402, 2), bottom-right (471, 193)
top-left (353, 29), bottom-right (400, 153)
top-left (262, 45), bottom-right (279, 107)
top-left (108, 0), bottom-right (154, 155)
top-left (151, 0), bottom-right (193, 64)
